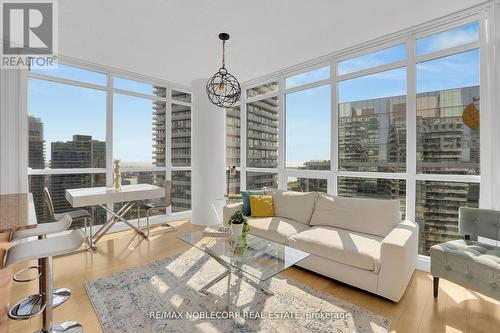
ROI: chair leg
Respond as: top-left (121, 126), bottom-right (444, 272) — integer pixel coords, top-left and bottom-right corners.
top-left (433, 277), bottom-right (439, 298)
top-left (84, 218), bottom-right (88, 242)
top-left (87, 217), bottom-right (96, 251)
top-left (146, 209), bottom-right (150, 237)
top-left (137, 205), bottom-right (141, 229)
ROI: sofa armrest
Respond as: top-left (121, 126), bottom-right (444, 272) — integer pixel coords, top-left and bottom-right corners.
top-left (222, 202), bottom-right (243, 224)
top-left (377, 220), bottom-right (418, 302)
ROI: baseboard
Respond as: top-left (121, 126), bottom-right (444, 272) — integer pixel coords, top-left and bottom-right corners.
top-left (417, 254), bottom-right (431, 272)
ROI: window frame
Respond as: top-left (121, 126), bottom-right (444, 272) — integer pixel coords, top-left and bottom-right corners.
top-left (232, 12), bottom-right (486, 260)
top-left (27, 59), bottom-right (193, 223)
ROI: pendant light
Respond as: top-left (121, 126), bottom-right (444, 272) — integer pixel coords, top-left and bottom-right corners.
top-left (206, 33), bottom-right (241, 108)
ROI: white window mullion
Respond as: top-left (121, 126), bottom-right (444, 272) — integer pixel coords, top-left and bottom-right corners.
top-left (240, 87), bottom-right (247, 191)
top-left (406, 36), bottom-right (417, 222)
top-left (105, 73), bottom-right (114, 220)
top-left (478, 6), bottom-right (496, 209)
top-left (164, 88), bottom-right (173, 215)
top-left (337, 60), bottom-right (406, 82)
top-left (277, 77), bottom-right (286, 190)
top-left (331, 59), bottom-right (339, 196)
top-left (106, 73), bottom-right (114, 188)
top-left (166, 86), bottom-right (173, 183)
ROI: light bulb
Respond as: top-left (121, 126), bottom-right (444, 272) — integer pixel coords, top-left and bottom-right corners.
top-left (217, 81), bottom-right (225, 95)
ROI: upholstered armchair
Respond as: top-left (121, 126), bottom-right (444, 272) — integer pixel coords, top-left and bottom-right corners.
top-left (430, 207), bottom-right (500, 300)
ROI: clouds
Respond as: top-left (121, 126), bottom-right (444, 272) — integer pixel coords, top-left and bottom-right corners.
top-left (416, 49), bottom-right (479, 93)
top-left (416, 22), bottom-right (479, 55)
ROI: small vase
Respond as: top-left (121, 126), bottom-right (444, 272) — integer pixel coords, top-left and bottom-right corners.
top-left (231, 224), bottom-right (243, 241)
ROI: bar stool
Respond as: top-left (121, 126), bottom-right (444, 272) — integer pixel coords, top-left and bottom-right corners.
top-left (44, 187), bottom-right (96, 250)
top-left (10, 215), bottom-right (73, 310)
top-left (5, 229), bottom-right (85, 333)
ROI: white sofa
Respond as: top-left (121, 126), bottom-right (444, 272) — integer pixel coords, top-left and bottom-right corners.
top-left (223, 190), bottom-right (418, 302)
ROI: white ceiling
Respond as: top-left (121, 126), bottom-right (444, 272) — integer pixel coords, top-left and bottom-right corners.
top-left (59, 0), bottom-right (483, 86)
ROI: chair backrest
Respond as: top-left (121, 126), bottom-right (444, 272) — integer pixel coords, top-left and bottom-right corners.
top-left (459, 207), bottom-right (500, 242)
top-left (163, 180), bottom-right (172, 206)
top-left (43, 187), bottom-right (56, 221)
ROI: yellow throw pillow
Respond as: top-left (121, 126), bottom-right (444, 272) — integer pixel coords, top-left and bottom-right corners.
top-left (249, 195), bottom-right (274, 217)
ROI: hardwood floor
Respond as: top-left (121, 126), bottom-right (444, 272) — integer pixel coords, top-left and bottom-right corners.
top-left (8, 219), bottom-right (500, 333)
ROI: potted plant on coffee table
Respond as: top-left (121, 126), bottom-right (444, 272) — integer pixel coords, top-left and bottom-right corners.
top-left (228, 211), bottom-right (248, 241)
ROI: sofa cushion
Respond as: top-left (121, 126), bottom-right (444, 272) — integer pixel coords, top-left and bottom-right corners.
top-left (310, 194), bottom-right (400, 238)
top-left (249, 195), bottom-right (274, 217)
top-left (241, 190), bottom-right (264, 216)
top-left (289, 226), bottom-right (383, 272)
top-left (267, 190), bottom-right (317, 224)
top-left (247, 216), bottom-right (310, 244)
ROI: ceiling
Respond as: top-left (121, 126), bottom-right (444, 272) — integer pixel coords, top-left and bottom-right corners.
top-left (59, 0), bottom-right (483, 86)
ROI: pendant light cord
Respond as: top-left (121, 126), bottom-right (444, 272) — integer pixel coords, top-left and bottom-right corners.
top-left (221, 40), bottom-right (226, 68)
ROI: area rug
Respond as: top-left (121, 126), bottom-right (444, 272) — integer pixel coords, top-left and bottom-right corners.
top-left (84, 248), bottom-right (390, 333)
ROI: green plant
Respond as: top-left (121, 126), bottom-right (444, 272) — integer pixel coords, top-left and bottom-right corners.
top-left (230, 211), bottom-right (251, 248)
top-left (228, 211), bottom-right (247, 225)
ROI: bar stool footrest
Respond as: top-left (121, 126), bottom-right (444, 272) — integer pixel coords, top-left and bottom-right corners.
top-left (53, 287), bottom-right (71, 308)
top-left (13, 265), bottom-right (41, 282)
top-left (34, 321), bottom-right (83, 333)
top-left (8, 293), bottom-right (46, 320)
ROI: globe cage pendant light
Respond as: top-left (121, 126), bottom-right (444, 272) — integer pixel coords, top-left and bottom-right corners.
top-left (206, 33), bottom-right (241, 108)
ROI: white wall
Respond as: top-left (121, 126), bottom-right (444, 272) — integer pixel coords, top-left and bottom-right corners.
top-left (0, 69), bottom-right (28, 194)
top-left (190, 79), bottom-right (226, 226)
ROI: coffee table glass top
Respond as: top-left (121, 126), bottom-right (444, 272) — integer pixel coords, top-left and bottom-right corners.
top-left (177, 231), bottom-right (310, 281)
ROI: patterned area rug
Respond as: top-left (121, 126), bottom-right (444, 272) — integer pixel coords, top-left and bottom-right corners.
top-left (85, 248), bottom-right (390, 333)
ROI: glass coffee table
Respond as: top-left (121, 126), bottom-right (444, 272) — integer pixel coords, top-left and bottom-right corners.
top-left (177, 231), bottom-right (310, 308)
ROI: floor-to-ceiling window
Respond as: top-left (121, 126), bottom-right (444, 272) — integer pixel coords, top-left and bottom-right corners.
top-left (245, 81), bottom-right (279, 190)
top-left (414, 22), bottom-right (480, 255)
top-left (337, 44), bottom-right (408, 217)
top-left (285, 66), bottom-right (331, 192)
top-left (27, 63), bottom-right (192, 227)
top-left (28, 65), bottom-right (108, 227)
top-left (231, 17), bottom-right (483, 257)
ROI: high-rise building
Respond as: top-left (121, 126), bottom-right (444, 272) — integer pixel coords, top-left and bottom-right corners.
top-left (226, 106), bottom-right (241, 194)
top-left (28, 116), bottom-right (48, 223)
top-left (246, 94), bottom-right (279, 189)
top-left (49, 135), bottom-right (107, 227)
top-left (338, 95), bottom-right (406, 173)
top-left (153, 90), bottom-right (192, 212)
top-left (28, 116), bottom-right (45, 169)
top-left (336, 85), bottom-right (479, 255)
top-left (415, 86), bottom-right (480, 254)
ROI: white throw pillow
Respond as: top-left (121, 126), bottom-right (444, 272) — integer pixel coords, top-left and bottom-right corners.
top-left (269, 190), bottom-right (317, 225)
top-left (310, 193), bottom-right (400, 238)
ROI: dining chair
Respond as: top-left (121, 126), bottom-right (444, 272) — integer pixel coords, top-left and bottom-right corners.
top-left (44, 187), bottom-right (96, 249)
top-left (137, 180), bottom-right (176, 237)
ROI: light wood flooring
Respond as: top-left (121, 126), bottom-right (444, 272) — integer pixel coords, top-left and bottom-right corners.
top-left (8, 219), bottom-right (500, 333)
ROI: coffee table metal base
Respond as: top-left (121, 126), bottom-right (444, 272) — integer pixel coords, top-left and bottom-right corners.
top-left (199, 247), bottom-right (274, 309)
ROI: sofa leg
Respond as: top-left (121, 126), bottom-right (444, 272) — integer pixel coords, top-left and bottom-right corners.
top-left (433, 277), bottom-right (439, 298)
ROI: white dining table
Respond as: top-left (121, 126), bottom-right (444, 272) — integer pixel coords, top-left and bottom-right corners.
top-left (65, 184), bottom-right (164, 248)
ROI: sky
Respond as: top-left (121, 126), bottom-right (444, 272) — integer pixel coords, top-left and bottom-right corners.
top-left (29, 22), bottom-right (480, 167)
